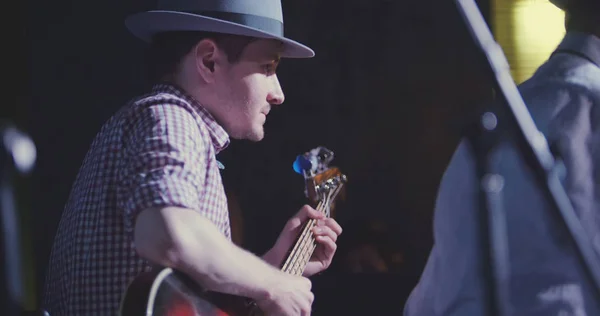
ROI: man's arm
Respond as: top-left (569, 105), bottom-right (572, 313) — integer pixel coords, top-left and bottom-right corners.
top-left (118, 103), bottom-right (313, 313)
top-left (134, 205), bottom-right (285, 299)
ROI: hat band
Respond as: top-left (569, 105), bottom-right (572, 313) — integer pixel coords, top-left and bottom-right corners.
top-left (190, 11), bottom-right (284, 37)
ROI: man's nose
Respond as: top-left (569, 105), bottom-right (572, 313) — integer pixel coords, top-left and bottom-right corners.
top-left (267, 75), bottom-right (285, 105)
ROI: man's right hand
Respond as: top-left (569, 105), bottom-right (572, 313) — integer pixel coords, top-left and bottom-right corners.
top-left (255, 272), bottom-right (314, 316)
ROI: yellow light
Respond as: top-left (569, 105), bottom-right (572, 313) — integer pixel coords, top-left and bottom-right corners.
top-left (493, 0), bottom-right (565, 83)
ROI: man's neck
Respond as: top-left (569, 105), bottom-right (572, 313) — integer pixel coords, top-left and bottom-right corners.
top-left (171, 76), bottom-right (204, 104)
top-left (170, 75), bottom-right (224, 123)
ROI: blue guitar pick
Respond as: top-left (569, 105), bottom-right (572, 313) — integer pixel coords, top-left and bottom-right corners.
top-left (292, 155), bottom-right (312, 174)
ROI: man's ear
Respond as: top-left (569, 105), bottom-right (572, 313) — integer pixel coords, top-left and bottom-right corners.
top-left (194, 39), bottom-right (220, 83)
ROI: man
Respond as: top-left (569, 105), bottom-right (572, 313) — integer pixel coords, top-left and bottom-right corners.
top-left (404, 0), bottom-right (600, 315)
top-left (42, 1), bottom-right (342, 315)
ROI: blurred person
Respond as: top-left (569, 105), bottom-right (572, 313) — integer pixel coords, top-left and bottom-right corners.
top-left (405, 0), bottom-right (600, 315)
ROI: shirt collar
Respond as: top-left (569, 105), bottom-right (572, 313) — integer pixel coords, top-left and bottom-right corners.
top-left (151, 82), bottom-right (230, 153)
top-left (553, 31), bottom-right (600, 68)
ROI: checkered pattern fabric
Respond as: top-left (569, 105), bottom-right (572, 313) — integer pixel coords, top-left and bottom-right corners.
top-left (42, 83), bottom-right (231, 315)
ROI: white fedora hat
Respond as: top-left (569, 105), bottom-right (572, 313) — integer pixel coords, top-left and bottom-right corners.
top-left (125, 0), bottom-right (315, 58)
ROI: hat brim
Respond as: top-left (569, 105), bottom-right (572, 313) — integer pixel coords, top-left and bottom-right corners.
top-left (549, 0), bottom-right (568, 10)
top-left (125, 11), bottom-right (315, 58)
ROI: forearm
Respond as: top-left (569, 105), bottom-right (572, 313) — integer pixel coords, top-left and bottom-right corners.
top-left (261, 246), bottom-right (285, 268)
top-left (134, 206), bottom-right (279, 299)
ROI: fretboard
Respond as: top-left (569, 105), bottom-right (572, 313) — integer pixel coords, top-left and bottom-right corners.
top-left (280, 217), bottom-right (320, 276)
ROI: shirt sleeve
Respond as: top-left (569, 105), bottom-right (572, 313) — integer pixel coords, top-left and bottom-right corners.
top-left (546, 88), bottom-right (600, 252)
top-left (116, 102), bottom-right (207, 234)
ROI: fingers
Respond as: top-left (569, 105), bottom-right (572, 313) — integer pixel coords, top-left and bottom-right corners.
top-left (306, 291), bottom-right (315, 307)
top-left (296, 204), bottom-right (324, 221)
top-left (301, 304), bottom-right (312, 316)
top-left (301, 284), bottom-right (314, 316)
top-left (315, 218), bottom-right (342, 236)
top-left (285, 205), bottom-right (323, 231)
top-left (284, 206), bottom-right (341, 241)
top-left (300, 276), bottom-right (312, 290)
top-left (306, 289), bottom-right (315, 302)
top-left (297, 277), bottom-right (313, 316)
top-left (312, 224), bottom-right (338, 242)
top-left (314, 234), bottom-right (337, 257)
top-left (311, 218), bottom-right (341, 263)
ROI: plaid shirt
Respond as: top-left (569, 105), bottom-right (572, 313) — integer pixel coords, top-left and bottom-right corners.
top-left (42, 83), bottom-right (231, 315)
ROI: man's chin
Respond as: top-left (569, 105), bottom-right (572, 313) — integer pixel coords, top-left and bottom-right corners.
top-left (231, 128), bottom-right (265, 142)
top-left (247, 130), bottom-right (265, 142)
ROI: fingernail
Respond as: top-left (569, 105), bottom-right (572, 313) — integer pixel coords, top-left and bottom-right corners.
top-left (317, 219), bottom-right (324, 225)
top-left (314, 228), bottom-right (322, 233)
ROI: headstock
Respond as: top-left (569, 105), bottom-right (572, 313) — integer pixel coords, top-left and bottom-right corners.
top-left (293, 146), bottom-right (347, 217)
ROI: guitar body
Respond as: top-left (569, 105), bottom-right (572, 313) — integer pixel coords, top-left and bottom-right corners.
top-left (119, 267), bottom-right (261, 316)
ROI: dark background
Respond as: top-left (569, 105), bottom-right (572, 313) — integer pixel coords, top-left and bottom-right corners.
top-left (10, 0), bottom-right (496, 314)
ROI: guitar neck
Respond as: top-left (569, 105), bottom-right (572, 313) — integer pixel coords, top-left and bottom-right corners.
top-left (280, 184), bottom-right (342, 276)
top-left (280, 160), bottom-right (346, 276)
top-left (280, 217), bottom-right (320, 276)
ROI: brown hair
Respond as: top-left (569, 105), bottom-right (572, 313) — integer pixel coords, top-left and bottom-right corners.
top-left (147, 31), bottom-right (256, 83)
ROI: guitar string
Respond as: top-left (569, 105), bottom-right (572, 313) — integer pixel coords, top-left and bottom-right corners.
top-left (285, 191), bottom-right (332, 274)
top-left (292, 190), bottom-right (335, 276)
top-left (282, 182), bottom-right (344, 275)
top-left (249, 181), bottom-right (344, 314)
top-left (294, 187), bottom-right (342, 276)
top-left (281, 197), bottom-right (326, 274)
top-left (281, 200), bottom-right (324, 273)
top-left (282, 208), bottom-right (323, 274)
top-left (283, 185), bottom-right (343, 275)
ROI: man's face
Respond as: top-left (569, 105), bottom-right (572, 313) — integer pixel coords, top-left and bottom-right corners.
top-left (210, 39), bottom-right (285, 141)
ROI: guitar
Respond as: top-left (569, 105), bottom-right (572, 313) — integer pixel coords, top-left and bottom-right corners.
top-left (119, 146), bottom-right (347, 315)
